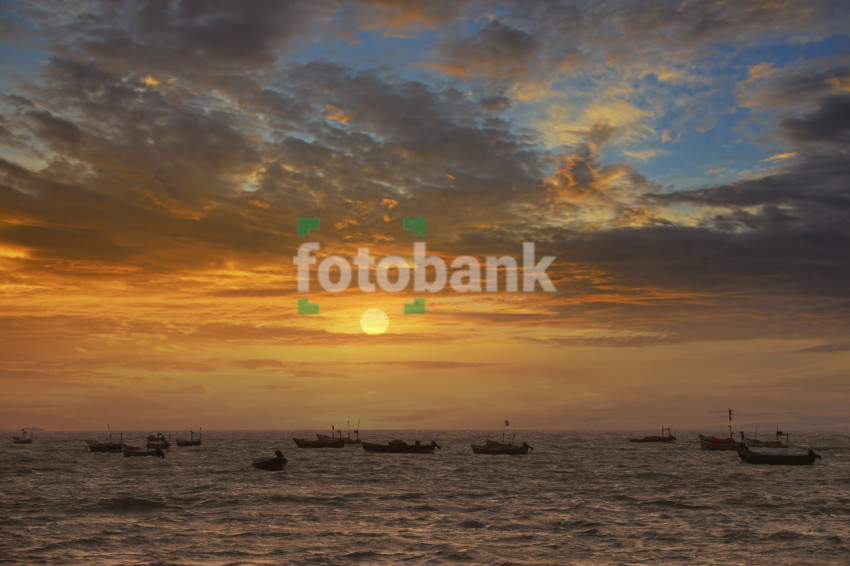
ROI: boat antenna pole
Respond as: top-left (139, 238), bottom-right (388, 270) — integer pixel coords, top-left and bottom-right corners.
top-left (728, 409), bottom-right (733, 439)
top-left (503, 420), bottom-right (508, 444)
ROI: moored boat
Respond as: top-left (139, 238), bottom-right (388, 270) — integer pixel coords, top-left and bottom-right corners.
top-left (316, 421), bottom-right (361, 444)
top-left (698, 434), bottom-right (744, 451)
top-left (146, 432), bottom-right (170, 449)
top-left (362, 439), bottom-right (440, 453)
top-left (629, 426), bottom-right (676, 442)
top-left (738, 447), bottom-right (821, 465)
top-left (252, 450), bottom-right (287, 471)
top-left (176, 428), bottom-right (202, 447)
top-left (471, 420), bottom-right (532, 454)
top-left (293, 437), bottom-right (345, 448)
top-left (86, 426), bottom-right (124, 452)
top-left (471, 439), bottom-right (532, 454)
top-left (699, 409), bottom-right (744, 451)
top-left (743, 428), bottom-right (787, 448)
top-left (12, 429), bottom-right (33, 444)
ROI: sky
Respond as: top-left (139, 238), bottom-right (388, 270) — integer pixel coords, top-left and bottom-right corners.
top-left (1, 0), bottom-right (849, 432)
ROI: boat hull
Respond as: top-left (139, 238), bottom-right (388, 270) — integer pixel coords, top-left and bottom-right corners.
top-left (252, 457), bottom-right (287, 471)
top-left (86, 441), bottom-right (123, 453)
top-left (362, 441), bottom-right (438, 453)
top-left (471, 443), bottom-right (531, 454)
top-left (629, 436), bottom-right (676, 442)
top-left (698, 435), bottom-right (744, 451)
top-left (738, 450), bottom-right (820, 465)
top-left (175, 440), bottom-right (202, 447)
top-left (293, 437), bottom-right (345, 448)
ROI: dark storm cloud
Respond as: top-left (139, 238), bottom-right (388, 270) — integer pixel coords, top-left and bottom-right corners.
top-left (13, 0), bottom-right (328, 74)
top-left (781, 94), bottom-right (850, 144)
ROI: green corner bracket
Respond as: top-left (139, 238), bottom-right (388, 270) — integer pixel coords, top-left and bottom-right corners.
top-left (404, 298), bottom-right (425, 314)
top-left (298, 298), bottom-right (320, 314)
top-left (403, 218), bottom-right (426, 236)
top-left (297, 218), bottom-right (320, 236)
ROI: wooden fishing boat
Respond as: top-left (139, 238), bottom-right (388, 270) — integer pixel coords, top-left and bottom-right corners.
top-left (316, 422), bottom-right (361, 444)
top-left (738, 448), bottom-right (821, 465)
top-left (472, 420), bottom-right (532, 454)
top-left (86, 426), bottom-right (124, 452)
top-left (361, 440), bottom-right (440, 453)
top-left (699, 409), bottom-right (744, 451)
top-left (175, 429), bottom-right (202, 447)
top-left (698, 434), bottom-right (744, 451)
top-left (629, 426), bottom-right (676, 442)
top-left (743, 428), bottom-right (787, 448)
top-left (12, 429), bottom-right (33, 444)
top-left (252, 450), bottom-right (287, 471)
top-left (123, 447), bottom-right (165, 458)
top-left (146, 432), bottom-right (170, 449)
top-left (471, 439), bottom-right (532, 454)
top-left (292, 437), bottom-right (345, 448)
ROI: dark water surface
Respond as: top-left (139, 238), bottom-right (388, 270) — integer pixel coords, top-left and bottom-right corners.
top-left (2, 430), bottom-right (849, 564)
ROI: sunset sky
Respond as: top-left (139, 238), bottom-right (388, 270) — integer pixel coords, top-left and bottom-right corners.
top-left (2, 1), bottom-right (849, 432)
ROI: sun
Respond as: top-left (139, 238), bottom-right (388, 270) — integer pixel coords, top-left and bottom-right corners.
top-left (360, 308), bottom-right (389, 335)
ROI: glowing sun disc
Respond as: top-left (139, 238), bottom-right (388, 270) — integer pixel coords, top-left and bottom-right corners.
top-left (360, 308), bottom-right (389, 335)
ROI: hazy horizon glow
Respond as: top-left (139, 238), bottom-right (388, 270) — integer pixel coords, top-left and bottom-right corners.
top-left (1, 1), bottom-right (849, 431)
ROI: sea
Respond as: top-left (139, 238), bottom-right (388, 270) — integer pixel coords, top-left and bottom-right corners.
top-left (2, 430), bottom-right (849, 565)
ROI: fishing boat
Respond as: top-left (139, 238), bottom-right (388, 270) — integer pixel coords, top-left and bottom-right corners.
top-left (361, 439), bottom-right (440, 453)
top-left (471, 439), bottom-right (532, 454)
top-left (738, 447), bottom-right (821, 465)
top-left (743, 427), bottom-right (787, 448)
top-left (123, 447), bottom-right (165, 458)
top-left (12, 429), bottom-right (33, 444)
top-left (629, 426), bottom-right (676, 442)
top-left (252, 450), bottom-right (287, 471)
top-left (86, 425), bottom-right (124, 452)
top-left (699, 409), bottom-right (744, 451)
top-left (292, 437), bottom-right (345, 448)
top-left (698, 434), bottom-right (744, 451)
top-left (316, 422), bottom-right (361, 444)
top-left (175, 428), bottom-right (202, 447)
top-left (145, 433), bottom-right (170, 449)
top-left (471, 420), bottom-right (533, 454)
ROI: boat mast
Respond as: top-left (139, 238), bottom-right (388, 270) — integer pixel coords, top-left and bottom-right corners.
top-left (727, 409), bottom-right (733, 439)
top-left (503, 420), bottom-right (508, 444)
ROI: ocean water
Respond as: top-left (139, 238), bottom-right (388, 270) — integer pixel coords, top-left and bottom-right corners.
top-left (2, 430), bottom-right (849, 565)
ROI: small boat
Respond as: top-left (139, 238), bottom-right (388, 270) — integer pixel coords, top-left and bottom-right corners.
top-left (123, 447), bottom-right (165, 458)
top-left (698, 434), bottom-right (744, 451)
top-left (293, 437), bottom-right (345, 448)
top-left (738, 447), bottom-right (821, 465)
top-left (86, 426), bottom-right (124, 452)
top-left (629, 426), bottom-right (676, 442)
top-left (176, 428), bottom-right (202, 447)
top-left (743, 427), bottom-right (787, 448)
top-left (12, 429), bottom-right (33, 444)
top-left (471, 439), bottom-right (532, 454)
top-left (252, 450), bottom-right (287, 471)
top-left (146, 432), bottom-right (170, 449)
top-left (699, 409), bottom-right (744, 451)
top-left (472, 420), bottom-right (532, 454)
top-left (316, 422), bottom-right (361, 444)
top-left (361, 439), bottom-right (440, 453)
